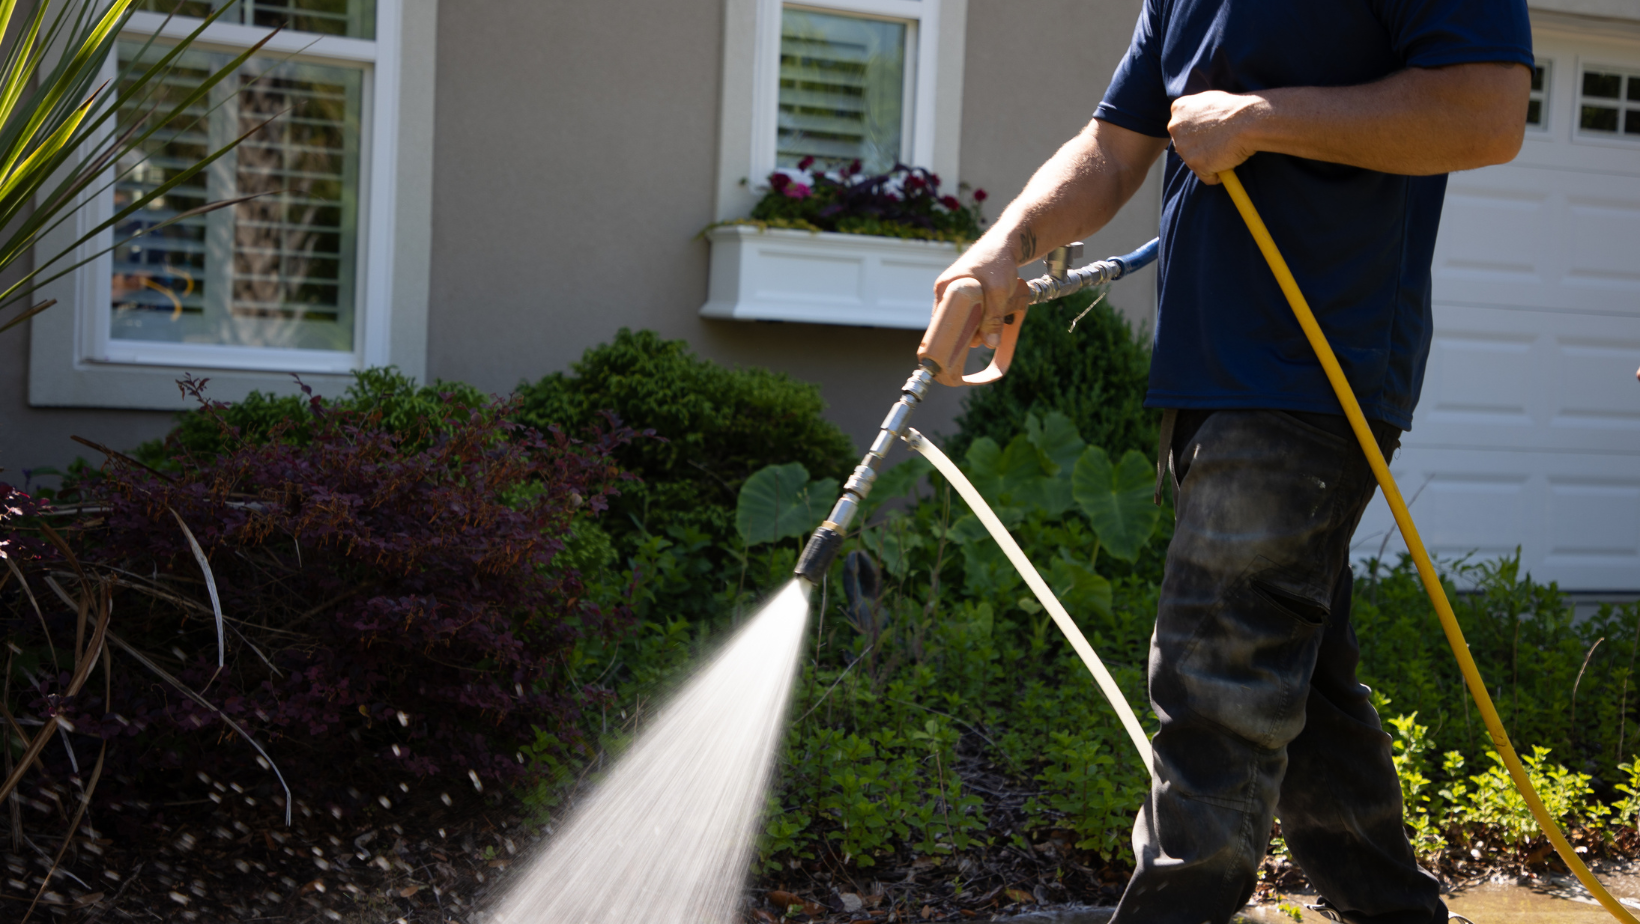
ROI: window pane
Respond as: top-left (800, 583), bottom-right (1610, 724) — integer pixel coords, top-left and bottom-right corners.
top-left (1581, 104), bottom-right (1620, 132)
top-left (778, 8), bottom-right (907, 173)
top-left (134, 0), bottom-right (376, 39)
top-left (1583, 70), bottom-right (1621, 99)
top-left (112, 41), bottom-right (363, 352)
top-left (1526, 99), bottom-right (1541, 125)
top-left (1531, 64), bottom-right (1545, 92)
top-left (1627, 109), bottom-right (1640, 135)
top-left (1630, 75), bottom-right (1640, 102)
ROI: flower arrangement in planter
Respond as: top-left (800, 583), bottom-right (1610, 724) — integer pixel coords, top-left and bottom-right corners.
top-left (720, 157), bottom-right (988, 244)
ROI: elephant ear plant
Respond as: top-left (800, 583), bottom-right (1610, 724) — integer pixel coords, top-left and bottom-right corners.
top-left (0, 0), bottom-right (269, 334)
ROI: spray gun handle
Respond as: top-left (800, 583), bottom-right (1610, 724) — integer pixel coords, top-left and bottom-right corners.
top-left (915, 277), bottom-right (1029, 387)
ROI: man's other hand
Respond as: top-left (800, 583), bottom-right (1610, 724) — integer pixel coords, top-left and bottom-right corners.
top-left (1166, 61), bottom-right (1531, 183)
top-left (1169, 90), bottom-right (1263, 185)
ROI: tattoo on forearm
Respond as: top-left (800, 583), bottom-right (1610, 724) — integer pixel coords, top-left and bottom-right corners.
top-left (1019, 227), bottom-right (1038, 262)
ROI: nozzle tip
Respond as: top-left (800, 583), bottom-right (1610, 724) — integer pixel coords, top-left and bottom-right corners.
top-left (794, 525), bottom-right (845, 584)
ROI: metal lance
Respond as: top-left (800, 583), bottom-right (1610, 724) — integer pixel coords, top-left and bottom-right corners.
top-left (792, 237), bottom-right (1160, 585)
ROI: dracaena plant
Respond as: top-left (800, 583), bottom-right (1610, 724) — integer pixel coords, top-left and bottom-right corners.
top-left (0, 0), bottom-right (271, 334)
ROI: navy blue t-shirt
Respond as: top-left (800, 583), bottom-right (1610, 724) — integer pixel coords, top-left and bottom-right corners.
top-left (1094, 0), bottom-right (1532, 429)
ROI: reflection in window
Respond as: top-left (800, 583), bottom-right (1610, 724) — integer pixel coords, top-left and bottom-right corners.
top-left (111, 42), bottom-right (362, 352)
top-left (134, 0), bottom-right (376, 39)
top-left (1578, 67), bottom-right (1640, 136)
top-left (778, 8), bottom-right (908, 173)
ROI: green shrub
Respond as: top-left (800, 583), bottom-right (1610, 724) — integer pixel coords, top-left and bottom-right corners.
top-left (948, 289), bottom-right (1157, 468)
top-left (132, 366), bottom-right (490, 468)
top-left (515, 328), bottom-right (856, 620)
top-left (1357, 554), bottom-right (1640, 781)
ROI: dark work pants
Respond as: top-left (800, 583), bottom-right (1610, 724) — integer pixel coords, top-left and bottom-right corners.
top-left (1109, 410), bottom-right (1445, 924)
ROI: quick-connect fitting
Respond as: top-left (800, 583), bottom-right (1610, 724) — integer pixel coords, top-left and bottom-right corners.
top-left (794, 366), bottom-right (934, 584)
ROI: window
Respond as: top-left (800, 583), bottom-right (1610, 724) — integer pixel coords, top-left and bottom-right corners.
top-left (777, 8), bottom-right (910, 173)
top-left (1527, 61), bottom-right (1548, 129)
top-left (111, 43), bottom-right (363, 354)
top-left (32, 0), bottom-right (433, 409)
top-left (1578, 65), bottom-right (1640, 137)
top-left (744, 0), bottom-right (948, 191)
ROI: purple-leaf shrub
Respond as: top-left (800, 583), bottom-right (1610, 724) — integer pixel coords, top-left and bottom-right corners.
top-left (2, 376), bottom-right (639, 804)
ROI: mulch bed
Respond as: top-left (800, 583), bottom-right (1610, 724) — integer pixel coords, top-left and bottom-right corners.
top-left (9, 727), bottom-right (1636, 922)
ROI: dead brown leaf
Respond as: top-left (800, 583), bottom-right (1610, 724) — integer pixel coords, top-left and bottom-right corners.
top-left (398, 884), bottom-right (421, 898)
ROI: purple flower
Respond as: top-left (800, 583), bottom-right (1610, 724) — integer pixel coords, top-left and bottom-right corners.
top-left (769, 172), bottom-right (790, 192)
top-left (940, 195), bottom-right (961, 210)
top-left (974, 188), bottom-right (988, 202)
top-left (783, 183), bottom-right (812, 199)
top-left (797, 155), bottom-right (815, 171)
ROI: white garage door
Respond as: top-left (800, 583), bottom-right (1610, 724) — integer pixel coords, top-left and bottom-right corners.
top-left (1352, 24), bottom-right (1640, 592)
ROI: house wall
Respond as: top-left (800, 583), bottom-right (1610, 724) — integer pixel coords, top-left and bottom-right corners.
top-left (0, 0), bottom-right (1161, 485)
top-left (424, 0), bottom-right (1158, 453)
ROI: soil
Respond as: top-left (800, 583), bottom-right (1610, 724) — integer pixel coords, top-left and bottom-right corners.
top-left (8, 731), bottom-right (1639, 923)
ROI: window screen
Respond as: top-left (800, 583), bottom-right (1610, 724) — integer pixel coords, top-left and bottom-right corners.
top-left (110, 41), bottom-right (362, 352)
top-left (778, 8), bottom-right (908, 173)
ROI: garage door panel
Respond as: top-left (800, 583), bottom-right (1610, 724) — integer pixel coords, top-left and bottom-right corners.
top-left (1411, 305), bottom-right (1640, 451)
top-left (1552, 339), bottom-right (1640, 429)
top-left (1546, 480), bottom-right (1640, 561)
top-left (1566, 197), bottom-right (1640, 295)
top-left (1352, 448), bottom-right (1640, 590)
top-left (1436, 166), bottom-right (1640, 317)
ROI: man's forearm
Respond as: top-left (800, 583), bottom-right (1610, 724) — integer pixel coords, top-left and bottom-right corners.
top-left (1170, 62), bottom-right (1532, 182)
top-left (977, 118), bottom-right (1165, 267)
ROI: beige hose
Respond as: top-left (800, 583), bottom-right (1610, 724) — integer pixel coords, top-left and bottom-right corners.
top-left (904, 428), bottom-right (1153, 770)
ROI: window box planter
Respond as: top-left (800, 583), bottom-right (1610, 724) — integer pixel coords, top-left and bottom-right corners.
top-left (699, 224), bottom-right (961, 329)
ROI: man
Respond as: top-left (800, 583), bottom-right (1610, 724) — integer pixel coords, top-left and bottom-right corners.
top-left (930, 1), bottom-right (1532, 922)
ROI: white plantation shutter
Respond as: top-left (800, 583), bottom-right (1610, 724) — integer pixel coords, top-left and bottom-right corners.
top-left (777, 8), bottom-right (908, 173)
top-left (111, 43), bottom-right (363, 352)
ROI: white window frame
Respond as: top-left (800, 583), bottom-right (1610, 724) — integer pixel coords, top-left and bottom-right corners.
top-left (29, 0), bottom-right (438, 410)
top-left (1573, 58), bottom-right (1640, 146)
top-left (753, 0), bottom-right (936, 178)
top-left (1526, 58), bottom-right (1549, 132)
top-left (714, 0), bottom-right (966, 223)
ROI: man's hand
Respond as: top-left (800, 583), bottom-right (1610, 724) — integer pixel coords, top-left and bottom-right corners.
top-left (933, 238), bottom-right (1030, 350)
top-left (929, 120), bottom-right (1166, 355)
top-left (1168, 91), bottom-right (1264, 185)
top-left (1167, 61), bottom-right (1531, 183)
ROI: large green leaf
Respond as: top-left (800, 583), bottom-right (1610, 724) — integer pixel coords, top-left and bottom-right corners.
top-left (1025, 411), bottom-right (1086, 476)
top-left (1072, 447), bottom-right (1160, 561)
top-left (864, 455), bottom-right (932, 514)
top-left (1046, 554), bottom-right (1113, 619)
top-left (735, 462), bottom-right (837, 545)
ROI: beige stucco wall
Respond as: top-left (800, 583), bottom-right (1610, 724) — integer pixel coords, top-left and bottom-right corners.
top-left (2, 0), bottom-right (1161, 482)
top-left (424, 0), bottom-right (1157, 453)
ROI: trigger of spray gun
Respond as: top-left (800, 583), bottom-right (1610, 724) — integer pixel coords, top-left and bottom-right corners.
top-left (794, 364), bottom-right (935, 585)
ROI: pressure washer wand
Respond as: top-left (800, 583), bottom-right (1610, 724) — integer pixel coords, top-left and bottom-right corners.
top-left (793, 237), bottom-right (1160, 585)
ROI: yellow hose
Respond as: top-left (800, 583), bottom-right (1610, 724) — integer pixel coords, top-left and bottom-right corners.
top-left (1218, 167), bottom-right (1637, 924)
